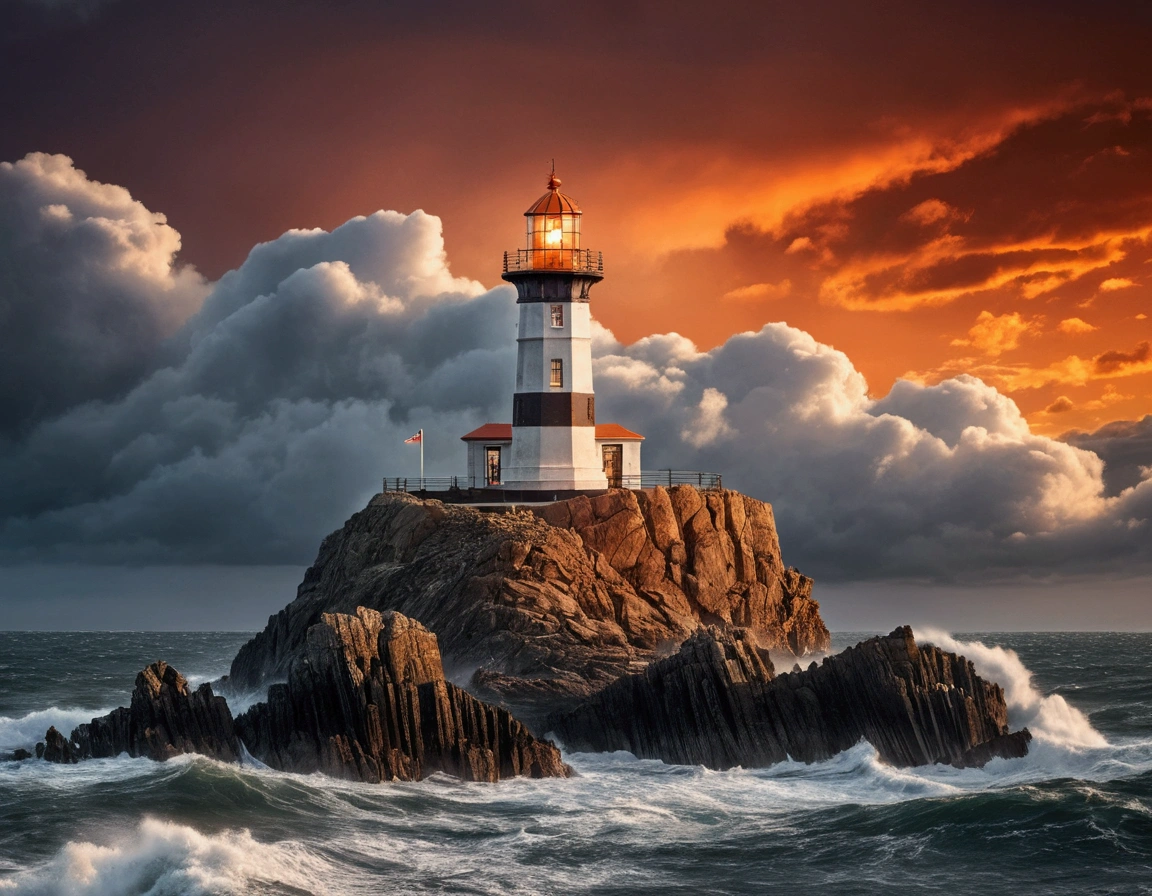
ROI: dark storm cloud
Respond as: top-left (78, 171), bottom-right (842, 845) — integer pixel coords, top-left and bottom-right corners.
top-left (1, 155), bottom-right (1150, 579)
top-left (1062, 415), bottom-right (1152, 496)
top-left (0, 154), bottom-right (206, 435)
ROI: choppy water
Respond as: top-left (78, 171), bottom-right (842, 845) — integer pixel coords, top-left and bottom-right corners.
top-left (1, 630), bottom-right (1150, 895)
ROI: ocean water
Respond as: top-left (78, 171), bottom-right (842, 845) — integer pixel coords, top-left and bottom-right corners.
top-left (0, 630), bottom-right (1150, 895)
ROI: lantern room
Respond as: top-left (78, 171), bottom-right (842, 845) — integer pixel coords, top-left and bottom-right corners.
top-left (524, 170), bottom-right (582, 269)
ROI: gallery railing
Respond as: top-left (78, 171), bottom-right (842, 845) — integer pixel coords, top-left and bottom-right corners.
top-left (502, 248), bottom-right (604, 274)
top-left (382, 470), bottom-right (722, 494)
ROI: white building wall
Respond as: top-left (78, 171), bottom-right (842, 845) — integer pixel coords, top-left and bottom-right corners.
top-left (516, 302), bottom-right (593, 392)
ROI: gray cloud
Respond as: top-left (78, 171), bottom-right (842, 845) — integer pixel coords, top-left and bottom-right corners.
top-left (0, 153), bottom-right (207, 435)
top-left (1, 153), bottom-right (1150, 580)
top-left (1062, 416), bottom-right (1152, 497)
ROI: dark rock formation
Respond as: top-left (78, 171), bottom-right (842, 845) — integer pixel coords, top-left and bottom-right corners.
top-left (956, 730), bottom-right (1033, 768)
top-left (5, 748), bottom-right (33, 762)
top-left (228, 486), bottom-right (827, 716)
top-left (38, 726), bottom-right (78, 764)
top-left (236, 607), bottom-right (569, 782)
top-left (552, 626), bottom-right (1030, 770)
top-left (66, 662), bottom-right (239, 762)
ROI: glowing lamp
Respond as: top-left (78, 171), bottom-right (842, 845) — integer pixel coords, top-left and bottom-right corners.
top-left (524, 169), bottom-right (581, 268)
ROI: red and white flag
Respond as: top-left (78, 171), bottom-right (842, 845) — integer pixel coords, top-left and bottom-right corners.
top-left (404, 430), bottom-right (422, 444)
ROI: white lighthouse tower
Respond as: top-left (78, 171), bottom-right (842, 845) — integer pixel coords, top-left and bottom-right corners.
top-left (497, 170), bottom-right (610, 492)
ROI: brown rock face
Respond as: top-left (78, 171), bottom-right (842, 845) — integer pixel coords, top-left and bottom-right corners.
top-left (537, 487), bottom-right (828, 654)
top-left (235, 608), bottom-right (569, 783)
top-left (552, 626), bottom-right (1030, 770)
top-left (66, 662), bottom-right (240, 763)
top-left (228, 486), bottom-right (826, 718)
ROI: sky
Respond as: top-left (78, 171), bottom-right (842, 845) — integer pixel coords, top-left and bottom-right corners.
top-left (1, 0), bottom-right (1150, 630)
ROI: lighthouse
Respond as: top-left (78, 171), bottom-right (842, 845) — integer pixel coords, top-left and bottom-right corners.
top-left (458, 169), bottom-right (644, 496)
top-left (499, 169), bottom-right (610, 491)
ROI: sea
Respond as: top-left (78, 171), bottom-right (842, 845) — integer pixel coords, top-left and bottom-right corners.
top-left (0, 630), bottom-right (1149, 895)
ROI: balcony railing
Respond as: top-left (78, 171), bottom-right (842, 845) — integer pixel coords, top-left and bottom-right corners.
top-left (503, 248), bottom-right (604, 274)
top-left (382, 470), bottom-right (722, 494)
top-left (618, 470), bottom-right (723, 489)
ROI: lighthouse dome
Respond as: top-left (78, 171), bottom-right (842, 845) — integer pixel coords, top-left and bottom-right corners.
top-left (525, 172), bottom-right (582, 216)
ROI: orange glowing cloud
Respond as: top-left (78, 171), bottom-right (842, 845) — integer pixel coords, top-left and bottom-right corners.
top-left (722, 280), bottom-right (792, 303)
top-left (951, 310), bottom-right (1039, 356)
top-left (1058, 317), bottom-right (1098, 334)
top-left (817, 227), bottom-right (1146, 312)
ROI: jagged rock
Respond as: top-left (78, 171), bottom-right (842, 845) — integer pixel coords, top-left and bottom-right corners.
top-left (5, 748), bottom-right (33, 762)
top-left (68, 662), bottom-right (239, 762)
top-left (228, 486), bottom-right (826, 717)
top-left (39, 726), bottom-right (78, 764)
top-left (236, 607), bottom-right (569, 783)
top-left (551, 626), bottom-right (1030, 770)
top-left (956, 729), bottom-right (1033, 767)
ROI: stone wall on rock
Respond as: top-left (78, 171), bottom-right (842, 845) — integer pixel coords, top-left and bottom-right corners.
top-left (551, 626), bottom-right (1031, 770)
top-left (227, 486), bottom-right (827, 717)
top-left (236, 608), bottom-right (570, 783)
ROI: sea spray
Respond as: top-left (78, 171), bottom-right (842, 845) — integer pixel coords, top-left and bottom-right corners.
top-left (0, 707), bottom-right (113, 754)
top-left (914, 628), bottom-right (1107, 749)
top-left (0, 818), bottom-right (331, 896)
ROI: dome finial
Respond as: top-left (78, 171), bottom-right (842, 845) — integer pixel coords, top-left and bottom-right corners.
top-left (547, 159), bottom-right (561, 191)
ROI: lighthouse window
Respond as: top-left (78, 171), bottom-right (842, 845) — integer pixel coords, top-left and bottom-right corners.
top-left (550, 304), bottom-right (564, 328)
top-left (550, 359), bottom-right (563, 387)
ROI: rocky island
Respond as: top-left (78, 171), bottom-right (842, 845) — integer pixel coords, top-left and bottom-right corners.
top-left (229, 486), bottom-right (829, 719)
top-left (27, 485), bottom-right (1030, 780)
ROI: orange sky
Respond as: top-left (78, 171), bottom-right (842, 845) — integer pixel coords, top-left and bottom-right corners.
top-left (3, 0), bottom-right (1150, 436)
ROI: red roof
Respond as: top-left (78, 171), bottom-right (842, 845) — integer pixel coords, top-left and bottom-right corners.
top-left (595, 423), bottom-right (644, 440)
top-left (461, 422), bottom-right (644, 441)
top-left (460, 423), bottom-right (512, 442)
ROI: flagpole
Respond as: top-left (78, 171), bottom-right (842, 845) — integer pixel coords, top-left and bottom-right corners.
top-left (420, 429), bottom-right (424, 484)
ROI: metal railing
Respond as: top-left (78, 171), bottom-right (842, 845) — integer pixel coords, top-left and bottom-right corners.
top-left (617, 470), bottom-right (723, 489)
top-left (382, 470), bottom-right (722, 494)
top-left (383, 476), bottom-right (473, 493)
top-left (502, 248), bottom-right (603, 274)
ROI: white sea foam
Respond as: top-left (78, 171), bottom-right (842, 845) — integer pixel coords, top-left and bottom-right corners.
top-left (913, 628), bottom-right (1108, 749)
top-left (0, 818), bottom-right (331, 896)
top-left (0, 707), bottom-right (111, 753)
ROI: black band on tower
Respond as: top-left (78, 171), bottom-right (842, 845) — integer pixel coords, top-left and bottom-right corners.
top-left (512, 392), bottom-right (596, 427)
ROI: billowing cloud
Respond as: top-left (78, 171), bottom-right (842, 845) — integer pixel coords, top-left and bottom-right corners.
top-left (1, 159), bottom-right (1150, 581)
top-left (0, 153), bottom-right (208, 435)
top-left (1062, 416), bottom-right (1152, 497)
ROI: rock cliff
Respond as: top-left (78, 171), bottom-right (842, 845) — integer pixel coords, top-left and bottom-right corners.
top-left (236, 607), bottom-right (569, 782)
top-left (551, 626), bottom-right (1031, 770)
top-left (228, 486), bottom-right (827, 716)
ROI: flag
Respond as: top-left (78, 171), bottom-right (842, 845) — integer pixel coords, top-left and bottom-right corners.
top-left (404, 430), bottom-right (422, 444)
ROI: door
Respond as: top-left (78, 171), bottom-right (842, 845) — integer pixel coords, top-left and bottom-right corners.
top-left (485, 447), bottom-right (502, 486)
top-left (602, 444), bottom-right (622, 488)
